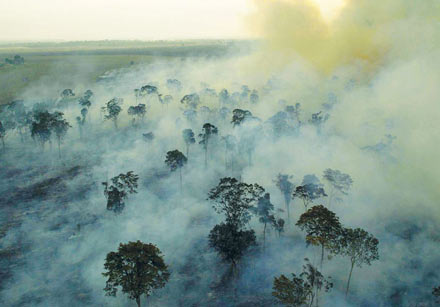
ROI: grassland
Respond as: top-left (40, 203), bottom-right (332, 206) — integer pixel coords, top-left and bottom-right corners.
top-left (0, 40), bottom-right (247, 105)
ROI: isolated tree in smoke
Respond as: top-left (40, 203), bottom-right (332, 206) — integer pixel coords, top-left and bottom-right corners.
top-left (293, 177), bottom-right (327, 212)
top-left (251, 192), bottom-right (275, 247)
top-left (31, 111), bottom-right (54, 150)
top-left (208, 222), bottom-right (256, 273)
top-left (102, 97), bottom-right (123, 129)
top-left (51, 111), bottom-right (71, 157)
top-left (285, 103), bottom-right (301, 124)
top-left (103, 241), bottom-right (170, 307)
top-left (180, 93), bottom-right (200, 109)
top-left (339, 227), bottom-right (379, 296)
top-left (199, 123), bottom-right (218, 167)
top-left (296, 205), bottom-right (342, 270)
top-left (273, 217), bottom-right (285, 237)
top-left (274, 174), bottom-right (294, 220)
top-left (182, 128), bottom-right (195, 158)
top-left (231, 109), bottom-right (252, 127)
top-left (127, 104), bottom-right (146, 126)
top-left (165, 149), bottom-right (187, 190)
top-left (322, 169), bottom-right (353, 207)
top-left (208, 177), bottom-right (265, 229)
top-left (273, 258), bottom-right (332, 307)
top-left (102, 171), bottom-right (139, 213)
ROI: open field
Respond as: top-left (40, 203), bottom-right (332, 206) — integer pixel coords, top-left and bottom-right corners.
top-left (0, 40), bottom-right (249, 105)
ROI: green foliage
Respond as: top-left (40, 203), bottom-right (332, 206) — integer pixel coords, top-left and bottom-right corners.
top-left (165, 150), bottom-right (187, 172)
top-left (208, 222), bottom-right (256, 267)
top-left (293, 183), bottom-right (327, 211)
top-left (180, 93), bottom-right (200, 109)
top-left (296, 205), bottom-right (342, 250)
top-left (103, 241), bottom-right (170, 307)
top-left (273, 258), bottom-right (332, 307)
top-left (102, 171), bottom-right (139, 213)
top-left (208, 177), bottom-right (265, 228)
top-left (102, 98), bottom-right (123, 127)
top-left (231, 109), bottom-right (252, 127)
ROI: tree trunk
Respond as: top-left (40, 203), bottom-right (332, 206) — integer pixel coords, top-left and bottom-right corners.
top-left (320, 244), bottom-right (324, 270)
top-left (263, 222), bottom-right (267, 249)
top-left (346, 261), bottom-right (355, 297)
top-left (179, 167), bottom-right (183, 192)
top-left (285, 198), bottom-right (290, 221)
top-left (136, 296), bottom-right (141, 307)
top-left (57, 139), bottom-right (61, 158)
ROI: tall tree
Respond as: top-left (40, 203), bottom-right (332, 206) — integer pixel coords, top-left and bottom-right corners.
top-left (274, 174), bottom-right (294, 220)
top-left (103, 241), bottom-right (170, 307)
top-left (293, 176), bottom-right (327, 212)
top-left (322, 169), bottom-right (353, 207)
top-left (251, 193), bottom-right (275, 248)
top-left (182, 129), bottom-right (195, 158)
top-left (31, 111), bottom-right (54, 150)
top-left (199, 123), bottom-right (218, 167)
top-left (127, 104), bottom-right (146, 126)
top-left (164, 150), bottom-right (187, 190)
top-left (208, 177), bottom-right (265, 229)
top-left (296, 205), bottom-right (342, 270)
top-left (102, 98), bottom-right (123, 129)
top-left (51, 111), bottom-right (71, 157)
top-left (102, 171), bottom-right (139, 213)
top-left (339, 227), bottom-right (379, 296)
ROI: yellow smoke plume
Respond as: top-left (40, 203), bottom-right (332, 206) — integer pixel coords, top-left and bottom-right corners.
top-left (250, 0), bottom-right (440, 74)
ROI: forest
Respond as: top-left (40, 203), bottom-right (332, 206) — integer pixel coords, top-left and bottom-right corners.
top-left (1, 0), bottom-right (440, 306)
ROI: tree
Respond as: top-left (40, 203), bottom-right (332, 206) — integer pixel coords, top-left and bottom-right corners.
top-left (51, 112), bottom-right (71, 157)
top-left (251, 193), bottom-right (275, 247)
top-left (296, 205), bottom-right (342, 270)
top-left (208, 177), bottom-right (265, 229)
top-left (208, 222), bottom-right (256, 272)
top-left (231, 109), bottom-right (253, 127)
top-left (166, 79), bottom-right (182, 92)
top-left (103, 241), bottom-right (170, 307)
top-left (274, 174), bottom-right (294, 220)
top-left (339, 227), bottom-right (379, 296)
top-left (199, 123), bottom-right (218, 167)
top-left (292, 175), bottom-right (327, 212)
top-left (165, 150), bottom-right (187, 190)
top-left (285, 103), bottom-right (301, 124)
top-left (308, 111), bottom-right (329, 133)
top-left (222, 134), bottom-right (237, 172)
top-left (61, 89), bottom-right (75, 100)
top-left (180, 93), bottom-right (200, 109)
top-left (0, 119), bottom-right (15, 149)
top-left (273, 217), bottom-right (285, 237)
top-left (250, 89), bottom-right (259, 104)
top-left (182, 129), bottom-right (195, 158)
top-left (76, 109), bottom-right (87, 139)
top-left (102, 171), bottom-right (139, 213)
top-left (273, 258), bottom-right (332, 307)
top-left (127, 104), bottom-right (146, 126)
top-left (31, 111), bottom-right (54, 150)
top-left (322, 169), bottom-right (353, 207)
top-left (219, 88), bottom-right (230, 105)
top-left (102, 98), bottom-right (123, 129)
top-left (0, 121), bottom-right (5, 149)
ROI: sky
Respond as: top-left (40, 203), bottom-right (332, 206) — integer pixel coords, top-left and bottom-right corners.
top-left (0, 0), bottom-right (253, 41)
top-left (0, 0), bottom-right (348, 42)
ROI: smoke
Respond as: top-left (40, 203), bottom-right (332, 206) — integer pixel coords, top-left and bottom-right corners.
top-left (250, 0), bottom-right (440, 74)
top-left (0, 1), bottom-right (440, 306)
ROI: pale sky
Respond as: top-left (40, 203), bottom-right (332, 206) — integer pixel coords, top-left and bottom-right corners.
top-left (0, 0), bottom-right (254, 41)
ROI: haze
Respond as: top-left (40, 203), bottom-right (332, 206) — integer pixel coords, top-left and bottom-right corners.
top-left (0, 0), bottom-right (253, 41)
